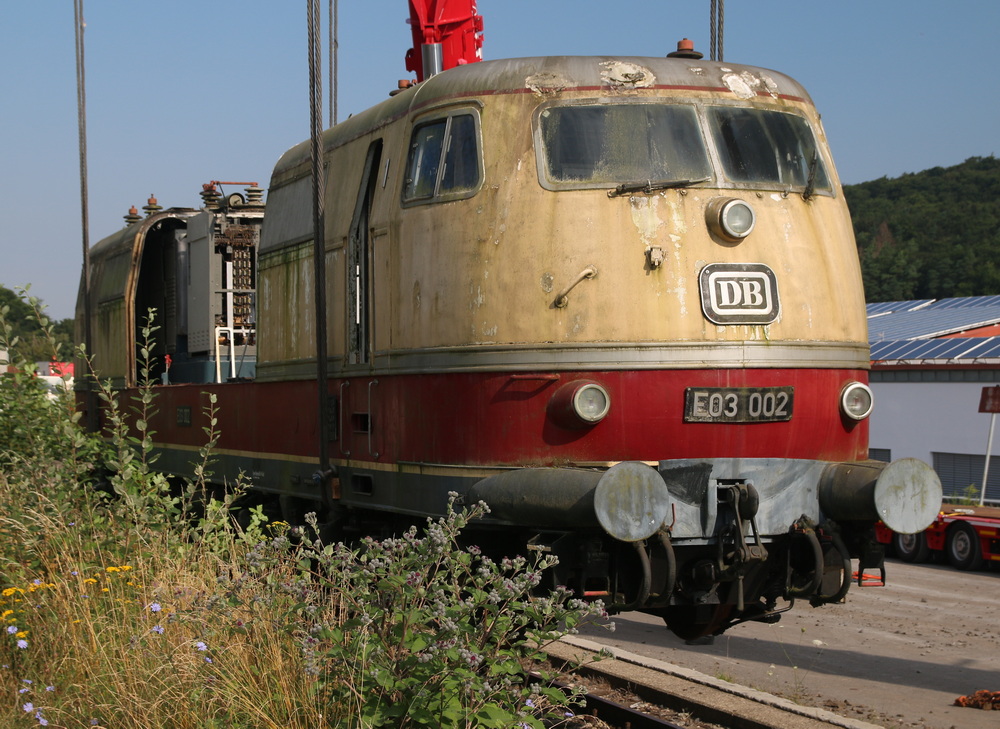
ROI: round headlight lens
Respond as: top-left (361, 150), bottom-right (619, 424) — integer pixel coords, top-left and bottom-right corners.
top-left (721, 199), bottom-right (756, 238)
top-left (573, 383), bottom-right (611, 423)
top-left (706, 198), bottom-right (756, 241)
top-left (841, 382), bottom-right (874, 421)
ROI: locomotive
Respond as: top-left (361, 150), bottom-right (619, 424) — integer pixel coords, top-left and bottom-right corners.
top-left (77, 7), bottom-right (942, 639)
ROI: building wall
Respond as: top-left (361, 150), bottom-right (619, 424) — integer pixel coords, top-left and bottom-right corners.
top-left (869, 380), bottom-right (996, 461)
top-left (869, 375), bottom-right (1000, 502)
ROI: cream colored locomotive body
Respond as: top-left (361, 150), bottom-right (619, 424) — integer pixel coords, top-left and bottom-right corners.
top-left (257, 56), bottom-right (867, 379)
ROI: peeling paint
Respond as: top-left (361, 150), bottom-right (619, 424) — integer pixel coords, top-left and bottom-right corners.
top-left (628, 196), bottom-right (663, 249)
top-left (600, 61), bottom-right (655, 90)
top-left (469, 283), bottom-right (485, 311)
top-left (525, 72), bottom-right (571, 95)
top-left (722, 70), bottom-right (780, 100)
top-left (540, 272), bottom-right (554, 294)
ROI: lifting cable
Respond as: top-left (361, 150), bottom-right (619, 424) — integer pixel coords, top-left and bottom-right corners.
top-left (307, 0), bottom-right (334, 492)
top-left (709, 0), bottom-right (725, 62)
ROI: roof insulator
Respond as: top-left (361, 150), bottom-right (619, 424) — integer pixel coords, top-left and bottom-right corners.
top-left (667, 38), bottom-right (704, 59)
top-left (244, 185), bottom-right (264, 207)
top-left (201, 183), bottom-right (222, 211)
top-left (142, 195), bottom-right (162, 216)
top-left (123, 205), bottom-right (141, 225)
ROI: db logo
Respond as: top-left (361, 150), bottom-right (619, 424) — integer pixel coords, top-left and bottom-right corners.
top-left (699, 263), bottom-right (780, 325)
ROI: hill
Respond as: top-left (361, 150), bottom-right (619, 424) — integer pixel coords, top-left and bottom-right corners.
top-left (844, 156), bottom-right (1000, 302)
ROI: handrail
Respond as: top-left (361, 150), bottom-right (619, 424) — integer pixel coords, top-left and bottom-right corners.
top-left (553, 265), bottom-right (597, 308)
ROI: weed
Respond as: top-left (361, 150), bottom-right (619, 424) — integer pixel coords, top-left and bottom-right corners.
top-left (0, 293), bottom-right (609, 727)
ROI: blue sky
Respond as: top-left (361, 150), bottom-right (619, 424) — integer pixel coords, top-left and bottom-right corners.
top-left (2, 1), bottom-right (998, 321)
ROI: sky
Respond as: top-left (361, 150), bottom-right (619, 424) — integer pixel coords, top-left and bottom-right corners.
top-left (1, 1), bottom-right (998, 322)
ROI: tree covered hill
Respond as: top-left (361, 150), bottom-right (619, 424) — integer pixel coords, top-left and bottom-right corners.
top-left (845, 156), bottom-right (1000, 302)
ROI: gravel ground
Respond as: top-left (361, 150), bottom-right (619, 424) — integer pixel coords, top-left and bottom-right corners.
top-left (575, 558), bottom-right (1000, 729)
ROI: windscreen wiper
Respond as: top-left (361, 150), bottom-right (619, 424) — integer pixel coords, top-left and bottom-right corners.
top-left (608, 176), bottom-right (710, 197)
top-left (802, 150), bottom-right (819, 201)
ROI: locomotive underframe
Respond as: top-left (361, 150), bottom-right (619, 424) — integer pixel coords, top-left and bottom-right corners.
top-left (149, 425), bottom-right (882, 639)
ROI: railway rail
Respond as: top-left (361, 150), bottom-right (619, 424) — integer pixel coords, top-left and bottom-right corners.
top-left (544, 636), bottom-right (883, 729)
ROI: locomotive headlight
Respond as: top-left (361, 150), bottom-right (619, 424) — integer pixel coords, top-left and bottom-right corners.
top-left (548, 380), bottom-right (611, 428)
top-left (574, 383), bottom-right (610, 422)
top-left (706, 197), bottom-right (756, 242)
top-left (840, 381), bottom-right (874, 421)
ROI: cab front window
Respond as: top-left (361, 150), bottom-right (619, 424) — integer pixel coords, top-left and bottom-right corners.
top-left (707, 107), bottom-right (831, 192)
top-left (537, 103), bottom-right (711, 189)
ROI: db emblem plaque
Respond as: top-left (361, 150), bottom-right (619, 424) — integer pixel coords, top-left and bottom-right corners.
top-left (699, 263), bottom-right (780, 325)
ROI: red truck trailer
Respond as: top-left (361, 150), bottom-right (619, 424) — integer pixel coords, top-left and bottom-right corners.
top-left (878, 505), bottom-right (1000, 570)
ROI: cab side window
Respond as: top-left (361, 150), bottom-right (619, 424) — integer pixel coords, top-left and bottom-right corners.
top-left (403, 111), bottom-right (482, 204)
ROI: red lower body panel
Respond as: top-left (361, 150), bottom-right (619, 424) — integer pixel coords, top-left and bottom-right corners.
top-left (135, 367), bottom-right (868, 468)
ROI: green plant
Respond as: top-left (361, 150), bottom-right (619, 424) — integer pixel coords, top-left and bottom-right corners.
top-left (947, 483), bottom-right (981, 506)
top-left (0, 291), bottom-right (611, 727)
top-left (253, 500), bottom-right (607, 728)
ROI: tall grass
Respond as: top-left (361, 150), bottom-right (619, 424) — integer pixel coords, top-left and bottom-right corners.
top-left (0, 298), bottom-right (607, 727)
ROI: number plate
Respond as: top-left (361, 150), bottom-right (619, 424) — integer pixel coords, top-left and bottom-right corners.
top-left (684, 387), bottom-right (794, 423)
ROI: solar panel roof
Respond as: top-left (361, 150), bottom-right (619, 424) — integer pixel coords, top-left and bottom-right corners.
top-left (868, 296), bottom-right (1000, 341)
top-left (868, 297), bottom-right (1000, 364)
top-left (870, 337), bottom-right (1000, 363)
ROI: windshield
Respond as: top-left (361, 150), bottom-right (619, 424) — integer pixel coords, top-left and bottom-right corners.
top-left (707, 107), bottom-right (830, 191)
top-left (538, 104), bottom-right (711, 187)
top-left (536, 102), bottom-right (830, 193)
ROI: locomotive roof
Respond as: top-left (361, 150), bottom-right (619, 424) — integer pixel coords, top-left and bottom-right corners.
top-left (270, 54), bottom-right (815, 183)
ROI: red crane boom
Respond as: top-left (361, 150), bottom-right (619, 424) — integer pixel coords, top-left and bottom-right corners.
top-left (405, 0), bottom-right (484, 82)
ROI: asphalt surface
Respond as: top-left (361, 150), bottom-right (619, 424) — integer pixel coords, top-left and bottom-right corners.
top-left (575, 558), bottom-right (1000, 729)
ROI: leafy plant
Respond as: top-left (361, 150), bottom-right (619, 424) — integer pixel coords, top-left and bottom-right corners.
top-left (0, 291), bottom-right (611, 727)
top-left (264, 501), bottom-right (604, 728)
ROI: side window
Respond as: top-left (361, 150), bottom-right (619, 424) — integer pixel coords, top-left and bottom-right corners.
top-left (403, 112), bottom-right (482, 204)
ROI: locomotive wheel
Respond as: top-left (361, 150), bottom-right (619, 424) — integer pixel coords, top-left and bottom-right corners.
top-left (946, 522), bottom-right (984, 571)
top-left (893, 531), bottom-right (930, 563)
top-left (660, 604), bottom-right (734, 641)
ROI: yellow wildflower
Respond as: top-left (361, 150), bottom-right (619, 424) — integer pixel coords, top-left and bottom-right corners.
top-left (15, 631), bottom-right (27, 639)
top-left (1, 588), bottom-right (23, 597)
top-left (106, 567), bottom-right (120, 573)
top-left (83, 578), bottom-right (97, 585)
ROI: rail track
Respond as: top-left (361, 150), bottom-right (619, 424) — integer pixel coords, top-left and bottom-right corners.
top-left (543, 636), bottom-right (884, 729)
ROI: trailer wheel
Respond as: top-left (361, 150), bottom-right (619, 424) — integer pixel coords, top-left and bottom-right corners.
top-left (946, 522), bottom-right (984, 571)
top-left (893, 532), bottom-right (930, 563)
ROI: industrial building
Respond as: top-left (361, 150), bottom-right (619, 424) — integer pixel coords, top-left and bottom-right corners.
top-left (868, 296), bottom-right (1000, 504)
